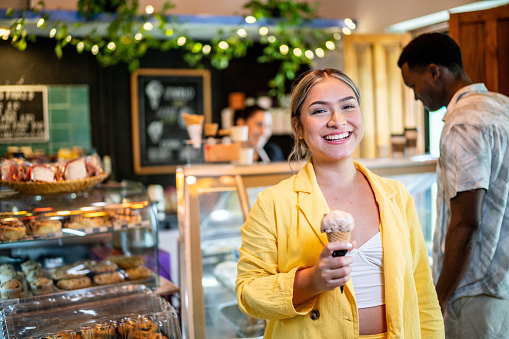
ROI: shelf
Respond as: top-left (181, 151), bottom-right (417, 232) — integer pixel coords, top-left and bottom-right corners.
top-left (0, 220), bottom-right (151, 248)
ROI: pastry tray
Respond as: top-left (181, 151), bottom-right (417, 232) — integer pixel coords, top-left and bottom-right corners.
top-left (0, 284), bottom-right (181, 338)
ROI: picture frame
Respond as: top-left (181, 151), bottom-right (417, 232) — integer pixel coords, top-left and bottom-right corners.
top-left (131, 68), bottom-right (211, 175)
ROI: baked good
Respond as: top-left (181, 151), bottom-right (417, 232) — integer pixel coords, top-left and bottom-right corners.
top-left (124, 266), bottom-right (153, 281)
top-left (89, 260), bottom-right (118, 274)
top-left (138, 317), bottom-right (159, 337)
top-left (0, 218), bottom-right (26, 241)
top-left (0, 264), bottom-right (15, 273)
top-left (56, 276), bottom-right (92, 290)
top-left (30, 277), bottom-right (53, 295)
top-left (51, 265), bottom-right (88, 280)
top-left (25, 217), bottom-right (62, 236)
top-left (110, 207), bottom-right (142, 225)
top-left (25, 269), bottom-right (46, 283)
top-left (21, 260), bottom-right (42, 273)
top-left (64, 214), bottom-right (110, 230)
top-left (1, 279), bottom-right (22, 299)
top-left (106, 255), bottom-right (145, 269)
top-left (0, 269), bottom-right (18, 284)
top-left (63, 157), bottom-right (88, 181)
top-left (93, 271), bottom-right (125, 285)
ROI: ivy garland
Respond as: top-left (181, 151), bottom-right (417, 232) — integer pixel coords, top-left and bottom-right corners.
top-left (4, 0), bottom-right (347, 100)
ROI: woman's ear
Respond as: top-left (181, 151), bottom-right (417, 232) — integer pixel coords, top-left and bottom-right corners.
top-left (292, 117), bottom-right (303, 139)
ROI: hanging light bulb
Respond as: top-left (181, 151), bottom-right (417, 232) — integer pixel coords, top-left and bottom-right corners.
top-left (279, 44), bottom-right (289, 55)
top-left (218, 41), bottom-right (229, 50)
top-left (293, 48), bottom-right (302, 57)
top-left (143, 22), bottom-right (153, 31)
top-left (315, 48), bottom-right (325, 58)
top-left (305, 50), bottom-right (314, 60)
top-left (237, 28), bottom-right (247, 37)
top-left (37, 18), bottom-right (44, 27)
top-left (145, 5), bottom-right (154, 14)
top-left (202, 44), bottom-right (211, 54)
top-left (325, 41), bottom-right (335, 50)
top-left (177, 36), bottom-right (186, 46)
top-left (259, 27), bottom-right (268, 36)
top-left (245, 16), bottom-right (256, 24)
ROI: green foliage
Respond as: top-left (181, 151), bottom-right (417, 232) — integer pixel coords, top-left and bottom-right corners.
top-left (4, 0), bottom-right (343, 100)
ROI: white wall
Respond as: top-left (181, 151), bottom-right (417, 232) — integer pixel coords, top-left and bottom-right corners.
top-left (28, 0), bottom-right (479, 33)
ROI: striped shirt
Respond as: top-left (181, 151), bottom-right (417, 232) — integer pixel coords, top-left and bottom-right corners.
top-left (433, 83), bottom-right (509, 303)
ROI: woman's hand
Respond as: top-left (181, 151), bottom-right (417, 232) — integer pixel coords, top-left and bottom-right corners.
top-left (312, 241), bottom-right (354, 291)
top-left (293, 241), bottom-right (355, 305)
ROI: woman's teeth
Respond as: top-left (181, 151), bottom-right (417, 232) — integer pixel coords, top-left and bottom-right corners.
top-left (324, 132), bottom-right (350, 141)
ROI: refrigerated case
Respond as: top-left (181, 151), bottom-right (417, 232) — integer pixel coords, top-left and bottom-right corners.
top-left (176, 157), bottom-right (437, 339)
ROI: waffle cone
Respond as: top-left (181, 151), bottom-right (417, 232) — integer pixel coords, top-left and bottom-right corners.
top-left (182, 113), bottom-right (204, 126)
top-left (327, 231), bottom-right (351, 243)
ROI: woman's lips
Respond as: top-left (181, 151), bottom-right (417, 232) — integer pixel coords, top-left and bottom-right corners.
top-left (323, 131), bottom-right (352, 142)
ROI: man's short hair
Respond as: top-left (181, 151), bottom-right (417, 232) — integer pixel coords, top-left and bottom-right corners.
top-left (398, 32), bottom-right (464, 73)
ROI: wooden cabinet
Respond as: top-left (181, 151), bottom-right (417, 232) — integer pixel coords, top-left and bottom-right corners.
top-left (449, 4), bottom-right (509, 97)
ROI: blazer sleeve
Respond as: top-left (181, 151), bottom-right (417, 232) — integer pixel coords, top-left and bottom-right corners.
top-left (404, 189), bottom-right (445, 338)
top-left (235, 188), bottom-right (316, 320)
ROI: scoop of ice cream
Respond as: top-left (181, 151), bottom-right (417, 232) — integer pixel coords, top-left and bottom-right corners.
top-left (320, 210), bottom-right (354, 233)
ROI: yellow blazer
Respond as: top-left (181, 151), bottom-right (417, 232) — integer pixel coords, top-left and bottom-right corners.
top-left (236, 159), bottom-right (444, 338)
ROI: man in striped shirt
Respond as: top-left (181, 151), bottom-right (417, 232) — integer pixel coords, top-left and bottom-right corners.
top-left (398, 32), bottom-right (509, 339)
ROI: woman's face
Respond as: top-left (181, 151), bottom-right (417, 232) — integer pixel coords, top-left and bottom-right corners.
top-left (244, 110), bottom-right (272, 148)
top-left (298, 77), bottom-right (363, 163)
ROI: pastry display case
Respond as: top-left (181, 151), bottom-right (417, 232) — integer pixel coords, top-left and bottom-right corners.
top-left (0, 181), bottom-right (162, 300)
top-left (176, 156), bottom-right (437, 339)
top-left (0, 284), bottom-right (181, 338)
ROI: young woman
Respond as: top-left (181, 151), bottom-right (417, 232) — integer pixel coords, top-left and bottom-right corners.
top-left (235, 69), bottom-right (444, 338)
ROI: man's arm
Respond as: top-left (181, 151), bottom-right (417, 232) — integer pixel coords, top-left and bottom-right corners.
top-left (435, 188), bottom-right (486, 315)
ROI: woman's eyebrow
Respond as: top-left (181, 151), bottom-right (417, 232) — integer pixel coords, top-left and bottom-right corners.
top-left (309, 96), bottom-right (356, 106)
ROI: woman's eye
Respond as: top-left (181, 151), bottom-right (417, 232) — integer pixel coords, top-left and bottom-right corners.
top-left (312, 108), bottom-right (327, 115)
top-left (343, 104), bottom-right (356, 110)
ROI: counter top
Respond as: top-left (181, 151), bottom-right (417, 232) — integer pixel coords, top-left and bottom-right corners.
top-left (177, 155), bottom-right (437, 177)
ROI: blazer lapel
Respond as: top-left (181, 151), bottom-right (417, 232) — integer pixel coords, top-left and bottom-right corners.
top-left (294, 160), bottom-right (329, 246)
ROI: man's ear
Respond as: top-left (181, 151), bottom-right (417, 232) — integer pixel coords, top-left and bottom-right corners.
top-left (429, 64), bottom-right (440, 80)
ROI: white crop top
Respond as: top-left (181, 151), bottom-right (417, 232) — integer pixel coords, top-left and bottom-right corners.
top-left (347, 232), bottom-right (385, 309)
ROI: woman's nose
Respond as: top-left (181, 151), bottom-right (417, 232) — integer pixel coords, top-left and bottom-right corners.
top-left (327, 111), bottom-right (346, 127)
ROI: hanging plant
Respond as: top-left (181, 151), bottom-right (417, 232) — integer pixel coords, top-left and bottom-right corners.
top-left (3, 0), bottom-right (347, 98)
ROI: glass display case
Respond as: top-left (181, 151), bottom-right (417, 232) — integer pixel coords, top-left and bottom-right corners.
top-left (176, 157), bottom-right (437, 339)
top-left (0, 284), bottom-right (181, 338)
top-left (0, 181), bottom-right (161, 300)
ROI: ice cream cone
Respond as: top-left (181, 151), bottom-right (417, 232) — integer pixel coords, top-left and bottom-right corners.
top-left (321, 210), bottom-right (354, 294)
top-left (182, 113), bottom-right (205, 149)
top-left (186, 124), bottom-right (203, 149)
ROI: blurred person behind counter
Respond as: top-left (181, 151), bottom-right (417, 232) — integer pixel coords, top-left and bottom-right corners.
top-left (234, 105), bottom-right (285, 163)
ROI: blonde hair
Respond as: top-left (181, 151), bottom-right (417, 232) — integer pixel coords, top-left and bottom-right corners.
top-left (288, 69), bottom-right (361, 164)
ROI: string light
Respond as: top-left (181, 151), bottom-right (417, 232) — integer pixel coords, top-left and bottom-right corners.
top-left (177, 36), bottom-right (186, 46)
top-left (279, 44), bottom-right (289, 55)
top-left (334, 32), bottom-right (342, 40)
top-left (267, 35), bottom-right (276, 43)
top-left (91, 45), bottom-right (99, 55)
top-left (37, 18), bottom-right (44, 27)
top-left (49, 28), bottom-right (56, 38)
top-left (315, 48), bottom-right (325, 58)
top-left (293, 48), bottom-right (302, 57)
top-left (342, 27), bottom-right (352, 35)
top-left (245, 16), bottom-right (256, 24)
top-left (143, 22), bottom-right (153, 31)
top-left (259, 27), bottom-right (268, 36)
top-left (305, 50), bottom-right (314, 60)
top-left (135, 32), bottom-right (143, 40)
top-left (325, 41), bottom-right (335, 50)
top-left (65, 35), bottom-right (72, 42)
top-left (202, 44), bottom-right (211, 54)
top-left (218, 41), bottom-right (229, 50)
top-left (107, 42), bottom-right (116, 50)
top-left (145, 5), bottom-right (154, 14)
top-left (237, 28), bottom-right (247, 37)
top-left (165, 28), bottom-right (174, 36)
top-left (76, 41), bottom-right (84, 52)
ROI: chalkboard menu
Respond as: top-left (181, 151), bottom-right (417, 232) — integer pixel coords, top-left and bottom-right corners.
top-left (0, 85), bottom-right (49, 143)
top-left (131, 69), bottom-right (211, 175)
